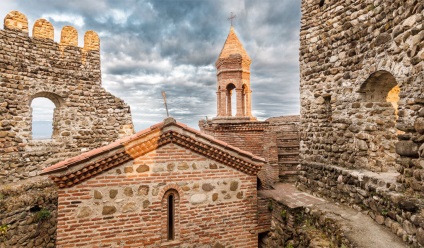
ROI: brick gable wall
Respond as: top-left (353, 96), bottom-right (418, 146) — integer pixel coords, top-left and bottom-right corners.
top-left (55, 143), bottom-right (258, 247)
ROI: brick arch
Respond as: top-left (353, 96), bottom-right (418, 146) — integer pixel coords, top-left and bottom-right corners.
top-left (159, 185), bottom-right (183, 243)
top-left (157, 183), bottom-right (185, 200)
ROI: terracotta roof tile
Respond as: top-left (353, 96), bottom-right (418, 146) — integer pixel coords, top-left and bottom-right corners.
top-left (42, 118), bottom-right (265, 187)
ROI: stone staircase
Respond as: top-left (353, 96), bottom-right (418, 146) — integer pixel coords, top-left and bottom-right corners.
top-left (276, 126), bottom-right (300, 183)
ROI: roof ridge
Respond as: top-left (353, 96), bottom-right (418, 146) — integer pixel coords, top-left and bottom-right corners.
top-left (42, 118), bottom-right (265, 182)
top-left (217, 26), bottom-right (251, 61)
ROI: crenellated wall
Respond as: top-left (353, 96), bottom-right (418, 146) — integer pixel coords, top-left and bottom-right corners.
top-left (0, 11), bottom-right (134, 184)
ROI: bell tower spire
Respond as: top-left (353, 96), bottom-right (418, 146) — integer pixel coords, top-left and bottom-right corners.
top-left (215, 26), bottom-right (255, 120)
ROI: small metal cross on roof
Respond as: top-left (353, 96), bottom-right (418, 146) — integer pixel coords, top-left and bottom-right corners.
top-left (228, 12), bottom-right (236, 26)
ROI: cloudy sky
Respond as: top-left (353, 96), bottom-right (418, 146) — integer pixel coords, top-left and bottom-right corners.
top-left (1, 0), bottom-right (301, 137)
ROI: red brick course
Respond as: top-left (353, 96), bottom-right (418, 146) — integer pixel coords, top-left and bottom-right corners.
top-left (55, 144), bottom-right (258, 247)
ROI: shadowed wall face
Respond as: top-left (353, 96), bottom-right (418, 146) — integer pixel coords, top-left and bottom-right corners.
top-left (298, 0), bottom-right (424, 201)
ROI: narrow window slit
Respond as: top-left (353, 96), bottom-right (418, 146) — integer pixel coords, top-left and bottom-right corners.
top-left (167, 194), bottom-right (174, 240)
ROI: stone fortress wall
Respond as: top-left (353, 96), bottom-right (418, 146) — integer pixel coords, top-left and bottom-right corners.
top-left (0, 11), bottom-right (134, 184)
top-left (0, 11), bottom-right (134, 247)
top-left (298, 0), bottom-right (424, 245)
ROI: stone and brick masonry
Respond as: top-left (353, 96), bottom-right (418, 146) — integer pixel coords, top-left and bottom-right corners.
top-left (43, 118), bottom-right (264, 247)
top-left (298, 0), bottom-right (424, 246)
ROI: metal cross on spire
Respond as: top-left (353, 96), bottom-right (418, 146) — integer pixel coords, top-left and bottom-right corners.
top-left (228, 12), bottom-right (236, 26)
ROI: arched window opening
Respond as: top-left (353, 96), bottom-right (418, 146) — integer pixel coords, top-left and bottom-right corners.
top-left (226, 83), bottom-right (236, 116)
top-left (30, 92), bottom-right (63, 140)
top-left (31, 97), bottom-right (55, 139)
top-left (162, 189), bottom-right (180, 243)
top-left (167, 194), bottom-right (174, 240)
top-left (358, 70), bottom-right (400, 171)
top-left (360, 70), bottom-right (400, 117)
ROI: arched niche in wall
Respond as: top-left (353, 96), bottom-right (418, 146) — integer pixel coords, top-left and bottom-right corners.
top-left (29, 92), bottom-right (64, 140)
top-left (357, 70), bottom-right (400, 171)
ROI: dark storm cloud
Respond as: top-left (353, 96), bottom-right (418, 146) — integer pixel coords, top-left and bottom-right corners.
top-left (1, 0), bottom-right (301, 131)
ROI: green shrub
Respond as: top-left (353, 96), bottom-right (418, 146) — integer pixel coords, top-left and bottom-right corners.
top-left (0, 224), bottom-right (8, 240)
top-left (35, 208), bottom-right (51, 222)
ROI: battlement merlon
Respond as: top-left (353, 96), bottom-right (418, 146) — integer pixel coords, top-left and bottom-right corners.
top-left (3, 11), bottom-right (101, 72)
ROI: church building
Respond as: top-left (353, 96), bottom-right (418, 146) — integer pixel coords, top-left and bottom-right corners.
top-left (43, 118), bottom-right (264, 247)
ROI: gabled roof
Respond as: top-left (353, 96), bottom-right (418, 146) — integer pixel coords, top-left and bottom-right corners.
top-left (42, 118), bottom-right (265, 188)
top-left (217, 26), bottom-right (251, 61)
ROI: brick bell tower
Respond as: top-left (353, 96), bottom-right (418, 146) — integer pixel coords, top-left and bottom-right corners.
top-left (214, 26), bottom-right (256, 121)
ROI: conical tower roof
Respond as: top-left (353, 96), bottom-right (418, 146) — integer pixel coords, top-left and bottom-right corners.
top-left (217, 26), bottom-right (251, 61)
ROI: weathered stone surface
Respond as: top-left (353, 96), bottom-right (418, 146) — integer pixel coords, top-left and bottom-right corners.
top-left (202, 183), bottom-right (214, 192)
top-left (209, 163), bottom-right (218, 169)
top-left (398, 199), bottom-right (418, 213)
top-left (137, 185), bottom-right (149, 196)
top-left (124, 167), bottom-right (133, 173)
top-left (77, 206), bottom-right (91, 218)
top-left (414, 118), bottom-right (424, 134)
top-left (122, 202), bottom-right (136, 213)
top-left (418, 228), bottom-right (424, 245)
top-left (142, 200), bottom-right (150, 209)
top-left (178, 162), bottom-right (189, 170)
top-left (230, 181), bottom-right (239, 191)
top-left (375, 215), bottom-right (385, 225)
top-left (109, 190), bottom-right (118, 199)
top-left (93, 190), bottom-right (102, 199)
top-left (124, 187), bottom-right (133, 197)
top-left (167, 163), bottom-right (175, 171)
top-left (396, 141), bottom-right (419, 157)
top-left (190, 194), bottom-right (207, 204)
top-left (136, 164), bottom-right (149, 173)
top-left (102, 206), bottom-right (117, 215)
top-left (212, 193), bottom-right (218, 201)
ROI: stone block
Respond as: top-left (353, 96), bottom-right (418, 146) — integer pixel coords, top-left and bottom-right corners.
top-left (93, 190), bottom-right (102, 199)
top-left (202, 183), bottom-right (214, 192)
top-left (102, 206), bottom-right (117, 215)
top-left (122, 202), bottom-right (136, 213)
top-left (109, 189), bottom-right (118, 199)
top-left (136, 164), bottom-right (149, 173)
top-left (190, 194), bottom-right (207, 204)
top-left (396, 141), bottom-right (418, 157)
top-left (414, 117), bottom-right (424, 134)
top-left (124, 166), bottom-right (133, 173)
top-left (230, 181), bottom-right (239, 191)
top-left (137, 185), bottom-right (149, 196)
top-left (178, 162), bottom-right (189, 170)
top-left (77, 206), bottom-right (91, 218)
top-left (124, 187), bottom-right (133, 197)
